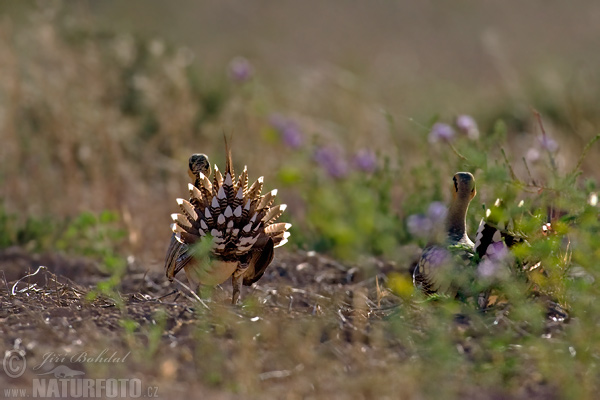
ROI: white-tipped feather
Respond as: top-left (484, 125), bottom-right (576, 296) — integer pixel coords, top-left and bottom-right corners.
top-left (200, 220), bottom-right (208, 230)
top-left (224, 173), bottom-right (233, 186)
top-left (188, 184), bottom-right (203, 202)
top-left (263, 204), bottom-right (287, 223)
top-left (239, 236), bottom-right (255, 246)
top-left (217, 186), bottom-right (226, 199)
top-left (492, 230), bottom-right (502, 242)
top-left (275, 238), bottom-right (288, 248)
top-left (265, 222), bottom-right (292, 234)
top-left (258, 189), bottom-right (278, 209)
top-left (248, 176), bottom-right (264, 198)
top-left (236, 187), bottom-right (244, 199)
top-left (177, 198), bottom-right (198, 221)
top-left (243, 223), bottom-right (252, 233)
top-left (199, 172), bottom-right (212, 191)
top-left (205, 208), bottom-right (211, 219)
top-left (211, 197), bottom-right (219, 209)
top-left (171, 213), bottom-right (192, 228)
top-left (217, 214), bottom-right (226, 225)
top-left (234, 205), bottom-right (242, 217)
top-left (174, 232), bottom-right (184, 244)
top-left (224, 206), bottom-right (233, 218)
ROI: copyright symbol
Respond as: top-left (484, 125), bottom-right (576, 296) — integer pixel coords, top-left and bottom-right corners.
top-left (3, 349), bottom-right (27, 378)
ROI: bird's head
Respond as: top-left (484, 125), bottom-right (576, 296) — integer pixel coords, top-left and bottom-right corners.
top-left (188, 154), bottom-right (211, 181)
top-left (452, 172), bottom-right (476, 201)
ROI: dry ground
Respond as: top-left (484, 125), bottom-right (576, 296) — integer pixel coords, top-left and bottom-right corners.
top-left (0, 247), bottom-right (567, 400)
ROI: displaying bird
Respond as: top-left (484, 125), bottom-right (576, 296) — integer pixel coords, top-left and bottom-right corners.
top-left (472, 199), bottom-right (567, 317)
top-left (472, 199), bottom-right (525, 308)
top-left (165, 140), bottom-right (291, 304)
top-left (474, 198), bottom-right (524, 260)
top-left (413, 172), bottom-right (477, 297)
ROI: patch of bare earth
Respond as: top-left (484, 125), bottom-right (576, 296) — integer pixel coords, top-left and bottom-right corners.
top-left (0, 247), bottom-right (562, 399)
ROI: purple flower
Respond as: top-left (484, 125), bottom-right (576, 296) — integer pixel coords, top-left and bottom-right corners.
top-left (485, 241), bottom-right (509, 261)
top-left (269, 114), bottom-right (304, 149)
top-left (477, 241), bottom-right (510, 279)
top-left (429, 123), bottom-right (455, 143)
top-left (314, 146), bottom-right (349, 179)
top-left (407, 214), bottom-right (433, 238)
top-left (353, 149), bottom-right (377, 173)
top-left (426, 247), bottom-right (451, 268)
top-left (477, 258), bottom-right (500, 279)
top-left (228, 57), bottom-right (253, 83)
top-left (427, 202), bottom-right (447, 225)
top-left (538, 135), bottom-right (558, 153)
top-left (455, 115), bottom-right (479, 140)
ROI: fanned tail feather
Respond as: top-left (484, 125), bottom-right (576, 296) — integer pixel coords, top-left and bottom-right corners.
top-left (168, 138), bottom-right (291, 269)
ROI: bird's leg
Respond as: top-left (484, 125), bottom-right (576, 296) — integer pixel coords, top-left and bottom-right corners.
top-left (232, 275), bottom-right (242, 305)
top-left (231, 262), bottom-right (249, 305)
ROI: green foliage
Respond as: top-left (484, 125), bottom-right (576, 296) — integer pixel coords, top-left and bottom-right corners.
top-left (0, 203), bottom-right (127, 304)
top-left (0, 202), bottom-right (57, 252)
top-left (55, 210), bottom-right (127, 275)
top-left (290, 160), bottom-right (402, 260)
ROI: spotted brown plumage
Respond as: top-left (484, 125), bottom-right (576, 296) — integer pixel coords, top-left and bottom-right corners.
top-left (164, 141), bottom-right (291, 304)
top-left (413, 172), bottom-right (477, 296)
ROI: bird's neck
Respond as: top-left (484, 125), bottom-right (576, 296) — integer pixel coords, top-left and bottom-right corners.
top-left (446, 197), bottom-right (470, 244)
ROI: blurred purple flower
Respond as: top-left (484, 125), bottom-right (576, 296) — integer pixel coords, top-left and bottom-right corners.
top-left (538, 135), bottom-right (558, 153)
top-left (407, 214), bottom-right (433, 239)
top-left (427, 201), bottom-right (447, 225)
top-left (477, 258), bottom-right (500, 279)
top-left (228, 57), bottom-right (253, 83)
top-left (455, 115), bottom-right (479, 140)
top-left (314, 146), bottom-right (349, 179)
top-left (353, 149), bottom-right (377, 173)
top-left (426, 247), bottom-right (451, 268)
top-left (269, 114), bottom-right (304, 149)
top-left (477, 241), bottom-right (510, 279)
top-left (428, 123), bottom-right (455, 143)
top-left (486, 241), bottom-right (509, 261)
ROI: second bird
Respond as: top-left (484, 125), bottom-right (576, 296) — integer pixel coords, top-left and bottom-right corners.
top-left (413, 172), bottom-right (477, 297)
